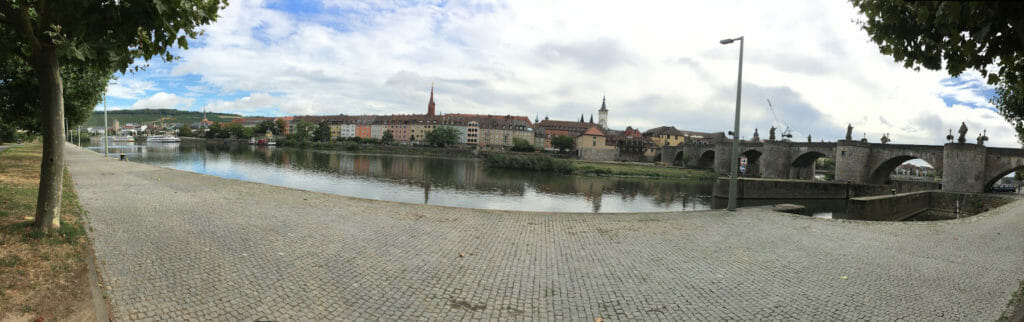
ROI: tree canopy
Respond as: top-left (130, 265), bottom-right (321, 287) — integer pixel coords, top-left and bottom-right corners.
top-left (291, 120), bottom-right (314, 142)
top-left (850, 1), bottom-right (1024, 140)
top-left (0, 49), bottom-right (111, 132)
top-left (551, 135), bottom-right (575, 152)
top-left (1, 0), bottom-right (227, 232)
top-left (313, 121), bottom-right (331, 142)
top-left (425, 126), bottom-right (460, 147)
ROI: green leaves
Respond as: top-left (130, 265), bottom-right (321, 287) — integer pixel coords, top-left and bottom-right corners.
top-left (851, 1), bottom-right (1024, 141)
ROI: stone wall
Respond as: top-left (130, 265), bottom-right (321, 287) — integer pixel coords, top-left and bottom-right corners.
top-left (892, 180), bottom-right (942, 193)
top-left (711, 178), bottom-right (893, 199)
top-left (942, 143), bottom-right (987, 193)
top-left (844, 191), bottom-right (1014, 221)
top-left (578, 147), bottom-right (618, 161)
top-left (834, 140), bottom-right (871, 183)
top-left (843, 191), bottom-right (931, 221)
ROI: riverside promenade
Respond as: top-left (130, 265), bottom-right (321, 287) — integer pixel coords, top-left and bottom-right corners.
top-left (66, 144), bottom-right (1023, 321)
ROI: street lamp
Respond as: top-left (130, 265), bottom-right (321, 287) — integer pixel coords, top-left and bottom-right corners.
top-left (721, 36), bottom-right (743, 211)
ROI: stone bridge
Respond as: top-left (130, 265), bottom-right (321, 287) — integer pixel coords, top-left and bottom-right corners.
top-left (661, 140), bottom-right (1024, 193)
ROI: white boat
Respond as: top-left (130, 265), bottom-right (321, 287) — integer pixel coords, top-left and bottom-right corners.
top-left (146, 135), bottom-right (182, 143)
top-left (112, 136), bottom-right (136, 142)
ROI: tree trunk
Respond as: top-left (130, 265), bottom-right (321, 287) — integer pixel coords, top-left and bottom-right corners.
top-left (32, 46), bottom-right (64, 233)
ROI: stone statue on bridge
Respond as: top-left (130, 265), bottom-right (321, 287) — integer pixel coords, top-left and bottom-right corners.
top-left (861, 133), bottom-right (867, 143)
top-left (845, 124), bottom-right (853, 141)
top-left (958, 122), bottom-right (968, 143)
top-left (807, 134), bottom-right (812, 142)
top-left (946, 129), bottom-right (954, 143)
top-left (752, 128), bottom-right (760, 142)
top-left (769, 126), bottom-right (776, 141)
top-left (880, 133), bottom-right (891, 144)
top-left (977, 129), bottom-right (988, 146)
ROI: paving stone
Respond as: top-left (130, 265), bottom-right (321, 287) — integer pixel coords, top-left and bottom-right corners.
top-left (63, 144), bottom-right (1024, 321)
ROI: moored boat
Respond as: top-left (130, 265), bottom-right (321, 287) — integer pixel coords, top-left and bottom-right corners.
top-left (146, 135), bottom-right (182, 143)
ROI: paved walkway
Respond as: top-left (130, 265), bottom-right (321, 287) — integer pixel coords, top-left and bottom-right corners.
top-left (65, 144), bottom-right (1024, 321)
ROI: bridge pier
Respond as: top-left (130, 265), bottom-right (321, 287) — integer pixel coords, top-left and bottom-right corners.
top-left (760, 142), bottom-right (791, 179)
top-left (942, 143), bottom-right (986, 193)
top-left (835, 140), bottom-right (871, 183)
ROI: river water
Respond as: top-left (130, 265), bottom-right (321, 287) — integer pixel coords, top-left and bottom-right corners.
top-left (83, 141), bottom-right (716, 213)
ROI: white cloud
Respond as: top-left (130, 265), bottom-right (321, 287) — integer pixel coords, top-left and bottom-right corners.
top-left (112, 0), bottom-right (1021, 148)
top-left (105, 78), bottom-right (156, 99)
top-left (131, 92), bottom-right (196, 109)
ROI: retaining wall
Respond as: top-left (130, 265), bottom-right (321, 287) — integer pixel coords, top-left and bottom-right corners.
top-left (843, 191), bottom-right (1015, 221)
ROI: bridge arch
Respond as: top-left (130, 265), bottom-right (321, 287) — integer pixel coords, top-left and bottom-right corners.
top-left (868, 156), bottom-right (939, 185)
top-left (790, 151), bottom-right (833, 180)
top-left (672, 150), bottom-right (685, 166)
top-left (741, 149), bottom-right (762, 177)
top-left (695, 150), bottom-right (715, 169)
top-left (983, 152), bottom-right (1024, 189)
top-left (984, 166), bottom-right (1023, 189)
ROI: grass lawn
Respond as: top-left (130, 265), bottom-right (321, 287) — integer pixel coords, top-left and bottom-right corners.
top-left (0, 143), bottom-right (95, 320)
top-left (573, 160), bottom-right (719, 180)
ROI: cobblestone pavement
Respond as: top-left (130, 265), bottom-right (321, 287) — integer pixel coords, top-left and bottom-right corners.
top-left (65, 144), bottom-right (1024, 321)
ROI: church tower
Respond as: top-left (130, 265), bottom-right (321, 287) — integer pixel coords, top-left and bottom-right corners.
top-left (427, 84), bottom-right (436, 116)
top-left (598, 96), bottom-right (608, 129)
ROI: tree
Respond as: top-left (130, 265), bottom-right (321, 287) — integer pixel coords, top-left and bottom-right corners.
top-left (274, 118), bottom-right (288, 135)
top-left (206, 122), bottom-right (223, 139)
top-left (425, 126), bottom-right (460, 147)
top-left (511, 137), bottom-right (534, 152)
top-left (291, 120), bottom-right (314, 142)
top-left (313, 121), bottom-right (331, 142)
top-left (850, 1), bottom-right (1024, 140)
top-left (179, 124), bottom-right (193, 137)
top-left (551, 135), bottom-right (575, 153)
top-left (241, 127), bottom-right (254, 139)
top-left (0, 122), bottom-right (15, 143)
top-left (0, 54), bottom-right (111, 133)
top-left (254, 119), bottom-right (276, 136)
top-left (381, 129), bottom-right (395, 145)
top-left (0, 0), bottom-right (226, 233)
top-left (226, 122), bottom-right (244, 138)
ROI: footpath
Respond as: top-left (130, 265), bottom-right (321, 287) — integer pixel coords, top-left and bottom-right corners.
top-left (65, 143), bottom-right (1024, 321)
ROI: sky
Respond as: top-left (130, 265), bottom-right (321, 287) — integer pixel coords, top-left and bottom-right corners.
top-left (102, 0), bottom-right (1017, 150)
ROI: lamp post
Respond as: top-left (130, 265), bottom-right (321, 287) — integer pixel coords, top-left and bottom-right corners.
top-left (103, 88), bottom-right (109, 157)
top-left (721, 36), bottom-right (743, 211)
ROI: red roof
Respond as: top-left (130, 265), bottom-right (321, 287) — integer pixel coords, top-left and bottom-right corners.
top-left (581, 126), bottom-right (605, 137)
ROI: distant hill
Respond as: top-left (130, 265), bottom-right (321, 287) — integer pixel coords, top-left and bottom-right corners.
top-left (83, 109), bottom-right (243, 127)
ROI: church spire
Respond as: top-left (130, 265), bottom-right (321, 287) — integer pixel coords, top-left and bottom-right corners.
top-left (427, 83), bottom-right (436, 116)
top-left (579, 114), bottom-right (584, 123)
top-left (589, 114), bottom-right (593, 124)
top-left (599, 95), bottom-right (607, 112)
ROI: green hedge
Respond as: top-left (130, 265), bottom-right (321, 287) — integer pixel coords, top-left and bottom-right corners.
top-left (484, 153), bottom-right (573, 173)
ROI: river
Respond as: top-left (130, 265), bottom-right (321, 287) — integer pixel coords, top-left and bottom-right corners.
top-left (83, 140), bottom-right (717, 213)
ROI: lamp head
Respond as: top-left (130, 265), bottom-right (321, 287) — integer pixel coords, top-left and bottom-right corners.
top-left (720, 38), bottom-right (734, 45)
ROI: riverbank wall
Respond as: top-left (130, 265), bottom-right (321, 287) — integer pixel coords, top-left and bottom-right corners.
top-left (711, 177), bottom-right (942, 200)
top-left (843, 191), bottom-right (1016, 221)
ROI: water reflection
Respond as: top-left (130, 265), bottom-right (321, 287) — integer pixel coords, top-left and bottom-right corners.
top-left (83, 141), bottom-right (714, 213)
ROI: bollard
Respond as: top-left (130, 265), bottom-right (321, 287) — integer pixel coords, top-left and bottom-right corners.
top-left (120, 153), bottom-right (126, 161)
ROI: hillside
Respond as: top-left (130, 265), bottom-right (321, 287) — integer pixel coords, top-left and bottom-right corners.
top-left (83, 109), bottom-right (243, 127)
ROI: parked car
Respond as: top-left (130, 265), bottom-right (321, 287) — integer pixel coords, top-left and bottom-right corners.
top-left (990, 185), bottom-right (1017, 193)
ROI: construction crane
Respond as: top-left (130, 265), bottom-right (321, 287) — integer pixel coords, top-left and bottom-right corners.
top-left (766, 99), bottom-right (793, 140)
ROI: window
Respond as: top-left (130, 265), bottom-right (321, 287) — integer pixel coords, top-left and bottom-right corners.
top-left (841, 151), bottom-right (846, 156)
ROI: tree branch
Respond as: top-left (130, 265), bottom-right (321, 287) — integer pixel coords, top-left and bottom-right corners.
top-left (0, 2), bottom-right (16, 25)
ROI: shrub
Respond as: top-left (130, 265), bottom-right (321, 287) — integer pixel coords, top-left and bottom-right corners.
top-left (484, 153), bottom-right (573, 173)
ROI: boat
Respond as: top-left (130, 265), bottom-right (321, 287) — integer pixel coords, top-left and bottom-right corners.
top-left (112, 136), bottom-right (136, 142)
top-left (146, 135), bottom-right (181, 143)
